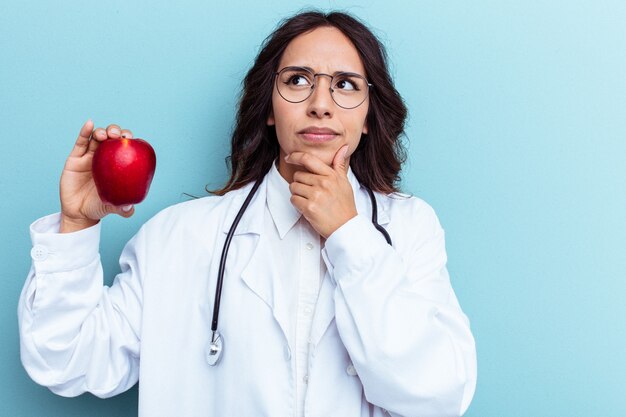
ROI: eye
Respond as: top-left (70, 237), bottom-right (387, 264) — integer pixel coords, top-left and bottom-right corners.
top-left (288, 74), bottom-right (310, 86)
top-left (334, 77), bottom-right (359, 91)
top-left (280, 69), bottom-right (313, 88)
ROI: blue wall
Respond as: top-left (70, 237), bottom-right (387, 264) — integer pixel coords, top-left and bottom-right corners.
top-left (2, 1), bottom-right (625, 416)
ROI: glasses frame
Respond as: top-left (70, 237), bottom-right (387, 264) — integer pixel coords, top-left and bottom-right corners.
top-left (274, 66), bottom-right (372, 110)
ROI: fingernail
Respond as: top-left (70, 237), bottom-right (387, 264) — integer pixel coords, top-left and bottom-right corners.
top-left (122, 205), bottom-right (133, 212)
top-left (110, 128), bottom-right (121, 136)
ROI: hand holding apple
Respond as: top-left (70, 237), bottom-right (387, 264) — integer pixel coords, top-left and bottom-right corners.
top-left (59, 121), bottom-right (154, 233)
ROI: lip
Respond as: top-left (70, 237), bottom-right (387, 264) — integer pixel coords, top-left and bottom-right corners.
top-left (298, 126), bottom-right (340, 142)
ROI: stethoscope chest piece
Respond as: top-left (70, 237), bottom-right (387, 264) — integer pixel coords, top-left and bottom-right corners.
top-left (206, 331), bottom-right (223, 366)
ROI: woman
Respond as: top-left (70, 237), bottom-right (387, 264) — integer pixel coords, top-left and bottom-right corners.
top-left (18, 10), bottom-right (477, 417)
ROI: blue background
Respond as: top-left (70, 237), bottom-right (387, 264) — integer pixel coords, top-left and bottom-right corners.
top-left (1, 1), bottom-right (625, 416)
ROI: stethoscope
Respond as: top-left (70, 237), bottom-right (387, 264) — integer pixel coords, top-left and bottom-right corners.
top-left (206, 179), bottom-right (392, 366)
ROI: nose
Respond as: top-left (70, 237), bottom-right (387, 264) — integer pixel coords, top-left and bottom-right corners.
top-left (307, 74), bottom-right (334, 118)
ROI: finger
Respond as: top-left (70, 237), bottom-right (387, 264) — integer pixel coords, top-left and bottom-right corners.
top-left (292, 170), bottom-right (318, 186)
top-left (92, 128), bottom-right (108, 141)
top-left (69, 119), bottom-right (95, 157)
top-left (285, 152), bottom-right (333, 175)
top-left (106, 124), bottom-right (122, 139)
top-left (87, 128), bottom-right (107, 153)
top-left (290, 195), bottom-right (306, 214)
top-left (120, 129), bottom-right (133, 139)
top-left (109, 204), bottom-right (135, 218)
top-left (332, 145), bottom-right (350, 175)
top-left (118, 204), bottom-right (135, 218)
top-left (290, 194), bottom-right (321, 218)
top-left (288, 181), bottom-right (314, 199)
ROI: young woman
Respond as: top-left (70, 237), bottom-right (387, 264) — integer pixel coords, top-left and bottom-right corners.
top-left (19, 11), bottom-right (477, 417)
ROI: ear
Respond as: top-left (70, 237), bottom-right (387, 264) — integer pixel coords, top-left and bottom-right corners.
top-left (267, 110), bottom-right (275, 126)
top-left (362, 120), bottom-right (368, 135)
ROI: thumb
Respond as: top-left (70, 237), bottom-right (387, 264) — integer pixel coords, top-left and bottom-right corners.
top-left (332, 145), bottom-right (350, 174)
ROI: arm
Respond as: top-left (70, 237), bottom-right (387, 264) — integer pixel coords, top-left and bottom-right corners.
top-left (18, 213), bottom-right (145, 398)
top-left (323, 201), bottom-right (477, 417)
top-left (17, 120), bottom-right (148, 396)
top-left (284, 148), bottom-right (476, 415)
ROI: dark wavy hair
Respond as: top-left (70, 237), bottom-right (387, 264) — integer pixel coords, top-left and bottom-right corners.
top-left (212, 10), bottom-right (408, 195)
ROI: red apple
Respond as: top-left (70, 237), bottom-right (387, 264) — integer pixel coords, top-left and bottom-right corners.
top-left (92, 137), bottom-right (156, 206)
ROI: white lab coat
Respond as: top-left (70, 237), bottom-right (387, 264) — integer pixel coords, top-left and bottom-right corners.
top-left (18, 170), bottom-right (477, 417)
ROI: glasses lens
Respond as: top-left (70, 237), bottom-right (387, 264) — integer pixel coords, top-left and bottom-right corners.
top-left (277, 68), bottom-right (314, 103)
top-left (331, 73), bottom-right (369, 109)
top-left (276, 67), bottom-right (370, 109)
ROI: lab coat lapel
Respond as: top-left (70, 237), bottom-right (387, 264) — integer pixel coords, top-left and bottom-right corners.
top-left (309, 271), bottom-right (335, 346)
top-left (231, 179), bottom-right (292, 345)
top-left (240, 237), bottom-right (292, 345)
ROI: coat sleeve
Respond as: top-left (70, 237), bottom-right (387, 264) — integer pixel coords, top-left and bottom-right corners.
top-left (17, 213), bottom-right (145, 398)
top-left (322, 198), bottom-right (477, 417)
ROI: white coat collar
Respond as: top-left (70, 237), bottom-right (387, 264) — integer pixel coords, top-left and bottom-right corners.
top-left (266, 161), bottom-right (301, 239)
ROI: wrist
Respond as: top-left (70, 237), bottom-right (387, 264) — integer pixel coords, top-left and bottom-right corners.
top-left (60, 214), bottom-right (99, 233)
top-left (324, 211), bottom-right (358, 239)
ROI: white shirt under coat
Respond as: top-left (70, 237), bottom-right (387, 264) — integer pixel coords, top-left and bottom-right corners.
top-left (18, 167), bottom-right (477, 417)
top-left (266, 162), bottom-right (326, 417)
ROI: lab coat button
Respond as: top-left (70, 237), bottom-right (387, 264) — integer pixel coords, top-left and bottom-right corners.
top-left (346, 364), bottom-right (357, 376)
top-left (305, 242), bottom-right (314, 250)
top-left (303, 306), bottom-right (312, 315)
top-left (31, 245), bottom-right (48, 261)
top-left (284, 346), bottom-right (291, 361)
top-left (303, 374), bottom-right (309, 383)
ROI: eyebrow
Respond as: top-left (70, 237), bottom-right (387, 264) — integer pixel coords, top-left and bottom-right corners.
top-left (288, 65), bottom-right (365, 77)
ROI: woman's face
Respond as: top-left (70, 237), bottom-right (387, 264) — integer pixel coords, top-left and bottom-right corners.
top-left (268, 26), bottom-right (369, 181)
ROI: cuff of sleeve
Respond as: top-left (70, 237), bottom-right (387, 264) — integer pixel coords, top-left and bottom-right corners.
top-left (29, 213), bottom-right (101, 273)
top-left (323, 214), bottom-right (388, 281)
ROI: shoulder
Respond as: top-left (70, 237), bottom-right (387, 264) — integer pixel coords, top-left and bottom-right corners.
top-left (139, 186), bottom-right (252, 237)
top-left (378, 192), bottom-right (445, 245)
top-left (383, 192), bottom-right (442, 226)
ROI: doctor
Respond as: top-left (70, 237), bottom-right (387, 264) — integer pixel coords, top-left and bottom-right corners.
top-left (18, 10), bottom-right (477, 417)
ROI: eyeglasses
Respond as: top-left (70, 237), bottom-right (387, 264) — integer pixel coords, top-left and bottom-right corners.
top-left (275, 66), bottom-right (372, 109)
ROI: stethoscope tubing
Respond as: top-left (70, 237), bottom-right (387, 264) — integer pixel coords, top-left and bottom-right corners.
top-left (211, 179), bottom-right (263, 333)
top-left (366, 187), bottom-right (392, 245)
